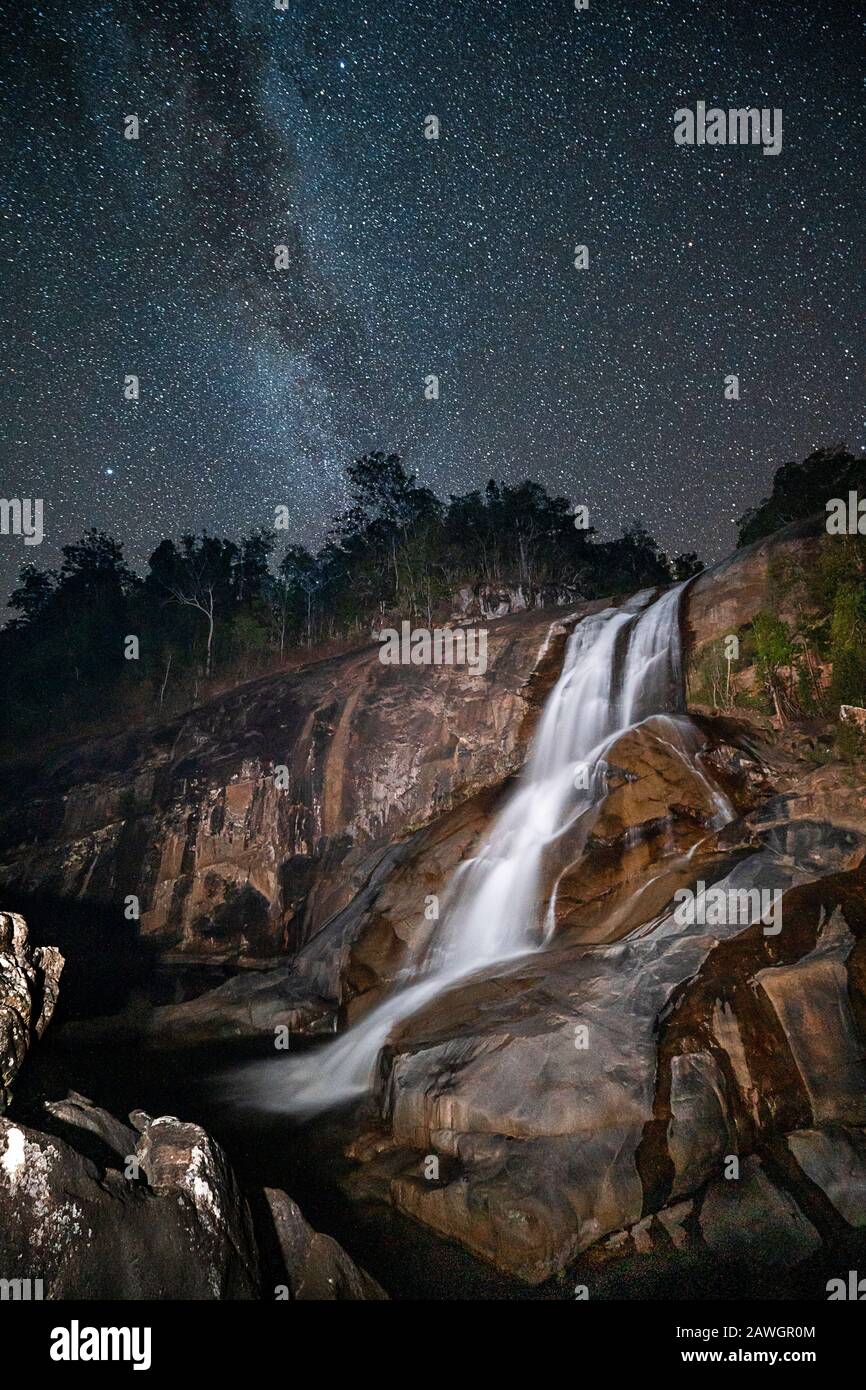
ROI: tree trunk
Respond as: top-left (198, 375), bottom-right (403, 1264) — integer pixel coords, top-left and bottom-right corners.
top-left (205, 610), bottom-right (214, 678)
top-left (159, 652), bottom-right (172, 711)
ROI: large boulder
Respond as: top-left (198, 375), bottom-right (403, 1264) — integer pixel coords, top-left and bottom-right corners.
top-left (0, 1103), bottom-right (260, 1298)
top-left (344, 849), bottom-right (866, 1285)
top-left (542, 716), bottom-right (734, 941)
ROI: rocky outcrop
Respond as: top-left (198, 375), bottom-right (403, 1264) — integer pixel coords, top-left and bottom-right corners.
top-left (262, 1187), bottom-right (387, 1300)
top-left (0, 1102), bottom-right (260, 1298)
top-left (0, 608), bottom-right (587, 966)
top-left (684, 512), bottom-right (825, 655)
top-left (343, 850), bottom-right (866, 1285)
top-left (454, 581), bottom-right (583, 620)
top-left (1, 1086), bottom-right (385, 1299)
top-left (308, 699), bottom-right (866, 1287)
top-left (0, 910), bottom-right (62, 1111)
top-left (575, 1118), bottom-right (866, 1296)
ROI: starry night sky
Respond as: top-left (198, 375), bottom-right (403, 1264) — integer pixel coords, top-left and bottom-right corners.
top-left (3, 0), bottom-right (864, 605)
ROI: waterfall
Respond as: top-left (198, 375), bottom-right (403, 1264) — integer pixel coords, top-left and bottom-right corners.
top-left (243, 581), bottom-right (717, 1116)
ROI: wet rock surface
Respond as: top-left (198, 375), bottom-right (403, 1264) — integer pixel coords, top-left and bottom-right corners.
top-left (339, 857), bottom-right (866, 1284)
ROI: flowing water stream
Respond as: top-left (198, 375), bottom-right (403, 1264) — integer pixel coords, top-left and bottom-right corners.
top-left (241, 580), bottom-right (735, 1115)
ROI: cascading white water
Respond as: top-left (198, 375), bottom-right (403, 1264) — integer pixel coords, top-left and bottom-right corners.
top-left (248, 581), bottom-right (715, 1116)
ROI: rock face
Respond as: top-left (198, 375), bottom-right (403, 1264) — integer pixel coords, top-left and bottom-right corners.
top-left (343, 847), bottom-right (866, 1286)
top-left (0, 910), bottom-right (62, 1111)
top-left (0, 608), bottom-right (585, 966)
top-left (454, 581), bottom-right (583, 620)
top-left (684, 513), bottom-right (826, 655)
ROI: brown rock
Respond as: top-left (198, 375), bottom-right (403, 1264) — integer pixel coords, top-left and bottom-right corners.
top-left (698, 1156), bottom-right (821, 1267)
top-left (262, 1187), bottom-right (387, 1300)
top-left (684, 514), bottom-right (825, 655)
top-left (0, 608), bottom-right (583, 965)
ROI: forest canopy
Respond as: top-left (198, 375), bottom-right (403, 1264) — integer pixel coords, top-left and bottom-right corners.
top-left (0, 452), bottom-right (702, 748)
top-left (736, 445), bottom-right (866, 548)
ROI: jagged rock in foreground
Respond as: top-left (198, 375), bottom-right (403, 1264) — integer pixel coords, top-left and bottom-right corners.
top-left (0, 911), bottom-right (384, 1300)
top-left (0, 1103), bottom-right (261, 1298)
top-left (0, 910), bottom-right (62, 1111)
top-left (263, 1187), bottom-right (387, 1300)
top-left (0, 1094), bottom-right (385, 1299)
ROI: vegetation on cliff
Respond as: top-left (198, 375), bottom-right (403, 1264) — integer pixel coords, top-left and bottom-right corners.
top-left (690, 532), bottom-right (866, 760)
top-left (5, 442), bottom-right (865, 752)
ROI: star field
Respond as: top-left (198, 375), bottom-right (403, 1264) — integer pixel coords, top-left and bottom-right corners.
top-left (2, 0), bottom-right (864, 603)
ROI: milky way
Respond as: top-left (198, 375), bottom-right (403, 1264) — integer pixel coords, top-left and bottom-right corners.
top-left (2, 0), bottom-right (863, 604)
